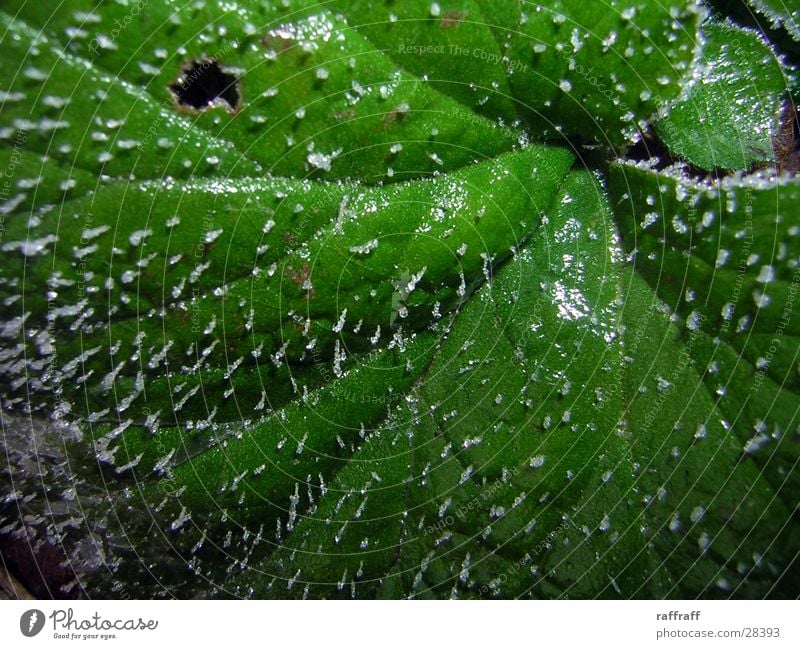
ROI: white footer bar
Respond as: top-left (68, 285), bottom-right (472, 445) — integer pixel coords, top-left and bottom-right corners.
top-left (2, 600), bottom-right (797, 648)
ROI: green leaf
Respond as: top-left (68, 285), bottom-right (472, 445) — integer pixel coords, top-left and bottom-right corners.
top-left (211, 168), bottom-right (798, 598)
top-left (608, 161), bottom-right (800, 596)
top-left (746, 0), bottom-right (800, 42)
top-left (317, 0), bottom-right (519, 122)
top-left (478, 0), bottom-right (702, 144)
top-left (0, 1), bottom-right (797, 601)
top-left (609, 160), bottom-right (800, 398)
top-left (656, 21), bottom-right (792, 171)
top-left (0, 149), bottom-right (97, 215)
top-left (1, 145), bottom-right (572, 418)
top-left (0, 3), bottom-right (519, 182)
top-left (225, 170), bottom-right (643, 598)
top-left (4, 0), bottom-right (702, 149)
top-left (0, 14), bottom-right (259, 179)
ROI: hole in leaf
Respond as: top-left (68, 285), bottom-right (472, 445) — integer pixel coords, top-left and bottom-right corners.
top-left (169, 58), bottom-right (242, 115)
